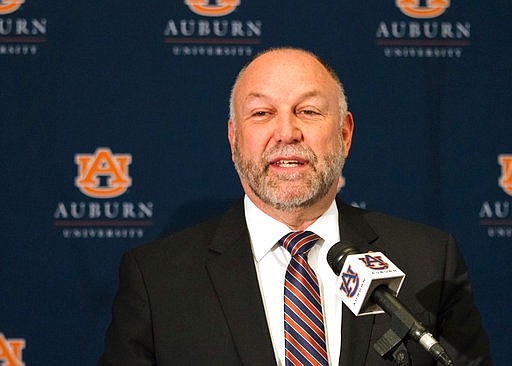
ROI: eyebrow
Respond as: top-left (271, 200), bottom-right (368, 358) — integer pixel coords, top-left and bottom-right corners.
top-left (243, 92), bottom-right (269, 103)
top-left (243, 90), bottom-right (327, 104)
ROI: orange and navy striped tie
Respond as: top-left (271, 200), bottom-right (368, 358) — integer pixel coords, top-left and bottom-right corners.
top-left (280, 231), bottom-right (328, 366)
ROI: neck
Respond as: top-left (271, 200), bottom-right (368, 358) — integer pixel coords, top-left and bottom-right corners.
top-left (245, 188), bottom-right (337, 231)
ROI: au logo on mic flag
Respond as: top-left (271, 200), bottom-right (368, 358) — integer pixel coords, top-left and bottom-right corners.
top-left (337, 252), bottom-right (405, 316)
top-left (340, 265), bottom-right (360, 298)
top-left (359, 254), bottom-right (390, 270)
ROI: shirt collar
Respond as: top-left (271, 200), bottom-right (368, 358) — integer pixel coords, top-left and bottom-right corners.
top-left (244, 195), bottom-right (340, 262)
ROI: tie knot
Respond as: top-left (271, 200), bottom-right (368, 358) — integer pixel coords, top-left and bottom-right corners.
top-left (279, 231), bottom-right (321, 257)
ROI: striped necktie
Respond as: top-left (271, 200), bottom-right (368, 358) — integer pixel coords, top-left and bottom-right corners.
top-left (279, 231), bottom-right (328, 366)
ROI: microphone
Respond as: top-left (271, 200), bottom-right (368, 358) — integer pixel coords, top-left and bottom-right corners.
top-left (327, 243), bottom-right (406, 316)
top-left (327, 242), bottom-right (454, 366)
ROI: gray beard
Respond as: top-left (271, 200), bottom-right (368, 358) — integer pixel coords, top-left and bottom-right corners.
top-left (233, 141), bottom-right (345, 212)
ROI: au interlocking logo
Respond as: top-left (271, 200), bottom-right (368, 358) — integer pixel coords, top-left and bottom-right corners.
top-left (0, 333), bottom-right (25, 366)
top-left (0, 0), bottom-right (24, 15)
top-left (340, 265), bottom-right (360, 298)
top-left (358, 254), bottom-right (390, 271)
top-left (498, 154), bottom-right (512, 197)
top-left (185, 0), bottom-right (240, 17)
top-left (396, 0), bottom-right (450, 19)
top-left (53, 147), bottom-right (154, 240)
top-left (75, 147), bottom-right (132, 199)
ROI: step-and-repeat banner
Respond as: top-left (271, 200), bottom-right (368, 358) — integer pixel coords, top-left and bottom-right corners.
top-left (1, 1), bottom-right (510, 364)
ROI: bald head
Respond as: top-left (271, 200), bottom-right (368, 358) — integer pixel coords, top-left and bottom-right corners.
top-left (229, 48), bottom-right (348, 127)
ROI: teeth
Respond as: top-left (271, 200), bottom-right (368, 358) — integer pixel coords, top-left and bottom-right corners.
top-left (276, 160), bottom-right (302, 167)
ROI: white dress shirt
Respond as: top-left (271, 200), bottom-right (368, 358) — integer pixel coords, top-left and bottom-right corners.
top-left (244, 195), bottom-right (343, 366)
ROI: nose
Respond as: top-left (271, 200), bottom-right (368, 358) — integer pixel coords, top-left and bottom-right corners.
top-left (273, 111), bottom-right (303, 144)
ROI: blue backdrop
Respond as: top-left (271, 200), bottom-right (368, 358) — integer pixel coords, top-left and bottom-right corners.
top-left (1, 1), bottom-right (510, 365)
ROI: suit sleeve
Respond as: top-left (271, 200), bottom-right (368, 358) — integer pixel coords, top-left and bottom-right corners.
top-left (437, 234), bottom-right (493, 366)
top-left (97, 251), bottom-right (156, 366)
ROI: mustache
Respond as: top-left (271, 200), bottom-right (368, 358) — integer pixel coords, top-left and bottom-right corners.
top-left (263, 144), bottom-right (318, 164)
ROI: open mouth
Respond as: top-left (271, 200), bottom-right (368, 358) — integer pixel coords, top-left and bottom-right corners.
top-left (269, 155), bottom-right (309, 169)
top-left (272, 159), bottom-right (305, 167)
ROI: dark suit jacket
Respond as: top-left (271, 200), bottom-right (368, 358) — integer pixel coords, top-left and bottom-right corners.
top-left (98, 199), bottom-right (492, 365)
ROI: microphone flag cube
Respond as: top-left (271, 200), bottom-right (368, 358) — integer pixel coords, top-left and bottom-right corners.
top-left (336, 252), bottom-right (405, 316)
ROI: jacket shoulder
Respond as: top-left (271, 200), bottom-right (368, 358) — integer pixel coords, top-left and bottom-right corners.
top-left (128, 199), bottom-right (245, 266)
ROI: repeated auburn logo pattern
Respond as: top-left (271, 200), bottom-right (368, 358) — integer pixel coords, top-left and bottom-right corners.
top-left (498, 154), bottom-right (512, 197)
top-left (0, 0), bottom-right (24, 15)
top-left (185, 0), bottom-right (240, 17)
top-left (75, 148), bottom-right (132, 199)
top-left (0, 333), bottom-right (25, 366)
top-left (396, 0), bottom-right (450, 19)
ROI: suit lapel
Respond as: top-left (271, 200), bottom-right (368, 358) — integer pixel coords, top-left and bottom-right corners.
top-left (202, 199), bottom-right (381, 365)
top-left (205, 200), bottom-right (276, 366)
top-left (337, 199), bottom-right (379, 365)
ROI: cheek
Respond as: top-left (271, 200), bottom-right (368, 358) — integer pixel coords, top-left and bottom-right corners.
top-left (308, 129), bottom-right (342, 156)
top-left (237, 127), bottom-right (271, 155)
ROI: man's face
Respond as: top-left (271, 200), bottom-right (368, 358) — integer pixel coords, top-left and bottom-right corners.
top-left (228, 50), bottom-right (353, 212)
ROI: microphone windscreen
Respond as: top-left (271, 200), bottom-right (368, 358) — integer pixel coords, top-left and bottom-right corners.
top-left (326, 242), bottom-right (360, 275)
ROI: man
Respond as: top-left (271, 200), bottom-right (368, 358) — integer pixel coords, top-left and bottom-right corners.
top-left (98, 48), bottom-right (492, 365)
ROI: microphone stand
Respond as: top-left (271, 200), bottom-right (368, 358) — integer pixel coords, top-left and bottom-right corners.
top-left (371, 286), bottom-right (453, 366)
top-left (372, 313), bottom-right (412, 366)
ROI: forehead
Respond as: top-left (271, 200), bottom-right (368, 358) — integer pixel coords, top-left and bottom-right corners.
top-left (234, 50), bottom-right (339, 103)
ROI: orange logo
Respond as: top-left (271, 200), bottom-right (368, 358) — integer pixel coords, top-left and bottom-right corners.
top-left (185, 0), bottom-right (240, 17)
top-left (396, 0), bottom-right (450, 19)
top-left (75, 148), bottom-right (132, 199)
top-left (0, 0), bottom-right (24, 15)
top-left (0, 333), bottom-right (25, 366)
top-left (499, 154), bottom-right (512, 196)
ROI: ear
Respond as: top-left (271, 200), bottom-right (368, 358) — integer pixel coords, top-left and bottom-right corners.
top-left (228, 119), bottom-right (235, 161)
top-left (337, 175), bottom-right (346, 190)
top-left (341, 112), bottom-right (354, 158)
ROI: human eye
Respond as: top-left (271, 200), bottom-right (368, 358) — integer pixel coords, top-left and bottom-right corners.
top-left (249, 109), bottom-right (274, 121)
top-left (297, 108), bottom-right (324, 120)
top-left (299, 109), bottom-right (320, 116)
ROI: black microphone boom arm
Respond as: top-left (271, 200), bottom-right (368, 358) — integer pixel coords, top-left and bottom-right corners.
top-left (371, 285), bottom-right (453, 366)
top-left (326, 242), bottom-right (454, 366)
